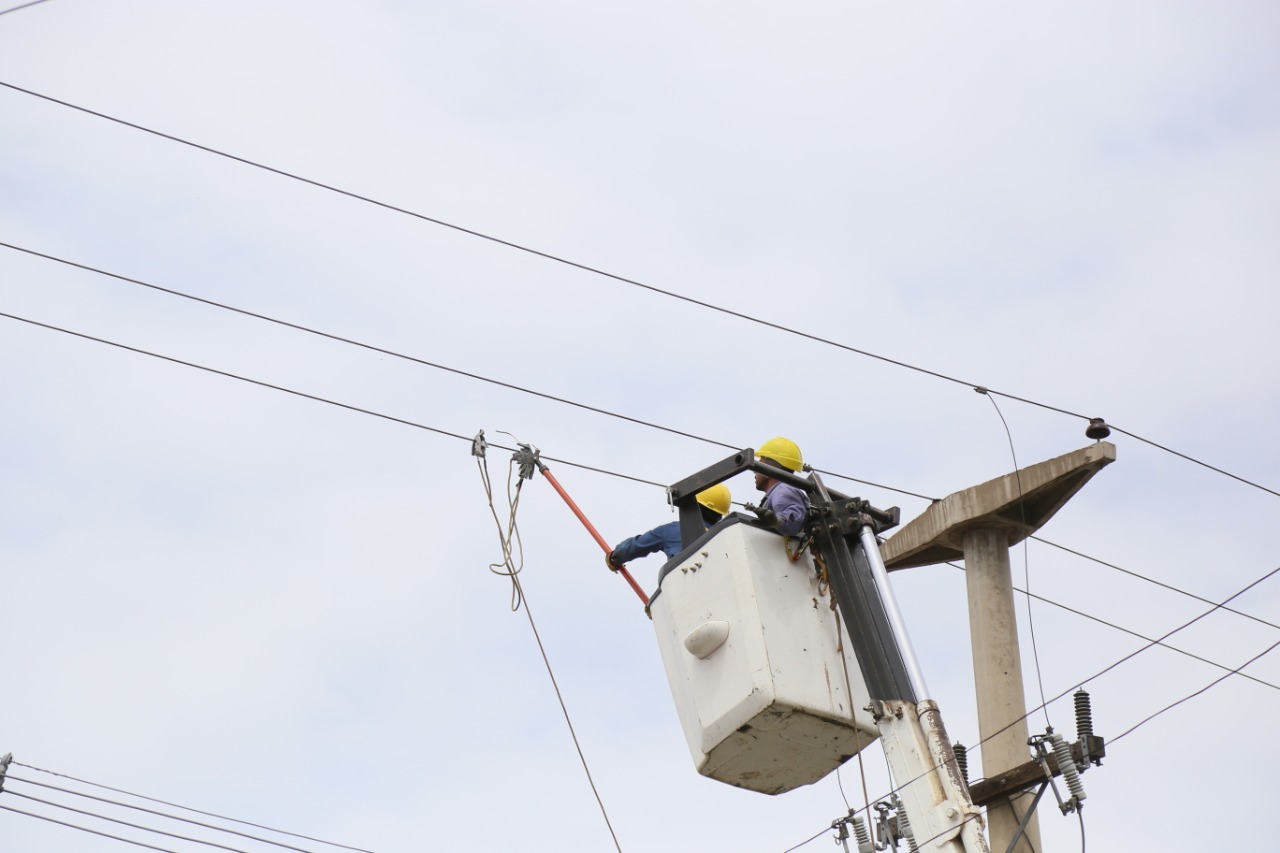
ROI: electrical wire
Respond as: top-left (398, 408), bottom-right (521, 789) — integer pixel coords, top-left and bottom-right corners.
top-left (9, 244), bottom-right (1277, 649)
top-left (6, 304), bottom-right (1275, 699)
top-left (0, 803), bottom-right (181, 853)
top-left (518, 591), bottom-right (625, 853)
top-left (475, 452), bottom-right (624, 852)
top-left (5, 304), bottom-right (1273, 690)
top-left (0, 309), bottom-right (664, 488)
top-left (2, 80), bottom-right (1276, 501)
top-left (979, 388), bottom-right (1052, 730)
top-left (1030, 536), bottom-right (1280, 633)
top-left (834, 766), bottom-right (851, 811)
top-left (476, 450), bottom-right (528, 611)
top-left (849, 558), bottom-right (1280, 850)
top-left (11, 242), bottom-right (1275, 644)
top-left (4, 312), bottom-right (1274, 853)
top-left (780, 562), bottom-right (1280, 853)
top-left (10, 761), bottom-right (374, 853)
top-left (5, 48), bottom-right (1278, 853)
top-left (779, 823), bottom-right (831, 852)
top-left (4, 774), bottom-right (337, 853)
top-left (0, 242), bottom-right (740, 459)
top-left (899, 638), bottom-right (1280, 853)
top-left (985, 567), bottom-right (1280, 693)
top-left (0, 240), bottom-right (924, 501)
top-left (1109, 637), bottom-right (1280, 743)
top-left (1051, 563), bottom-right (1279, 698)
top-left (970, 563), bottom-right (1280, 763)
top-left (7, 307), bottom-right (1278, 798)
top-left (833, 623), bottom-right (874, 824)
top-left (0, 0), bottom-right (52, 17)
top-left (4, 789), bottom-right (258, 853)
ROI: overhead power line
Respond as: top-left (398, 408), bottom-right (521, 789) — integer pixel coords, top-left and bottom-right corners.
top-left (4, 301), bottom-right (1275, 660)
top-left (1110, 637), bottom-right (1280, 743)
top-left (2, 79), bottom-right (1276, 500)
top-left (0, 0), bottom-right (52, 18)
top-left (0, 243), bottom-right (741, 469)
top-left (779, 564), bottom-right (1280, 853)
top-left (8, 296), bottom-right (1280, 764)
top-left (950, 563), bottom-right (1280, 693)
top-left (0, 309), bottom-right (663, 488)
top-left (475, 454), bottom-right (624, 851)
top-left (0, 803), bottom-right (181, 853)
top-left (1031, 535), bottom-right (1280, 633)
top-left (790, 561), bottom-right (1280, 853)
top-left (7, 242), bottom-right (1276, 637)
top-left (9, 301), bottom-right (1278, 733)
top-left (10, 761), bottom-right (374, 853)
top-left (6, 774), bottom-right (337, 853)
top-left (887, 631), bottom-right (1280, 853)
top-left (0, 240), bottom-right (928, 501)
top-left (1000, 564), bottom-right (1280, 751)
top-left (7, 306), bottom-right (1280, 853)
top-left (4, 789), bottom-right (259, 853)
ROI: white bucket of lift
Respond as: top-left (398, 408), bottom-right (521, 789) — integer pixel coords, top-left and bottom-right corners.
top-left (649, 518), bottom-right (879, 795)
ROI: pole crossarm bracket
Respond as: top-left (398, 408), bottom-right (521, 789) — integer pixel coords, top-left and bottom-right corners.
top-left (880, 442), bottom-right (1116, 571)
top-left (967, 738), bottom-right (1106, 808)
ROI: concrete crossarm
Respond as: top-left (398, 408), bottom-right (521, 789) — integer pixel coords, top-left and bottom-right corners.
top-left (881, 442), bottom-right (1116, 571)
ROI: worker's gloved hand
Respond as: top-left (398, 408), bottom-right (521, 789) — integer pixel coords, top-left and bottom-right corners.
top-left (606, 552), bottom-right (623, 572)
top-left (743, 503), bottom-right (778, 527)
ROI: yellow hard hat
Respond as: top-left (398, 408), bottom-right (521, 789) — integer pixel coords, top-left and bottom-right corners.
top-left (756, 436), bottom-right (803, 472)
top-left (696, 483), bottom-right (732, 517)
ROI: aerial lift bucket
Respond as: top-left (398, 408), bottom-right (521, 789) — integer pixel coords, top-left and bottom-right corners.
top-left (648, 516), bottom-right (879, 794)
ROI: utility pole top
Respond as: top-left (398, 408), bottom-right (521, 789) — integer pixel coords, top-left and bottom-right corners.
top-left (881, 442), bottom-right (1116, 571)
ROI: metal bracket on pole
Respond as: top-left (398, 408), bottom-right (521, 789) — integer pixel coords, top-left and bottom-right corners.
top-left (1000, 782), bottom-right (1049, 853)
top-left (994, 729), bottom-right (1091, 853)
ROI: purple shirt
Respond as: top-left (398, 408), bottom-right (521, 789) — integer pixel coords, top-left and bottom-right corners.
top-left (763, 481), bottom-right (809, 536)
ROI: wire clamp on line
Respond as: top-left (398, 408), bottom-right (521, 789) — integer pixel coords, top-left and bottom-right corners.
top-left (513, 442), bottom-right (545, 481)
top-left (1028, 729), bottom-right (1087, 816)
top-left (830, 807), bottom-right (873, 853)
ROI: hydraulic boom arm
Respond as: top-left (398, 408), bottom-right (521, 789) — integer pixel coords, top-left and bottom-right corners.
top-left (809, 479), bottom-right (988, 853)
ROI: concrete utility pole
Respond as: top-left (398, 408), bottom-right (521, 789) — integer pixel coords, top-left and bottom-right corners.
top-left (881, 442), bottom-right (1116, 853)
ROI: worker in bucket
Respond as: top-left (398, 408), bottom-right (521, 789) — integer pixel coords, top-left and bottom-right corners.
top-left (607, 483), bottom-right (732, 570)
top-left (744, 436), bottom-right (810, 537)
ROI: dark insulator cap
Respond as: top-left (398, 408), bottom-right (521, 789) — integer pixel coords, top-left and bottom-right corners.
top-left (1085, 417), bottom-right (1111, 440)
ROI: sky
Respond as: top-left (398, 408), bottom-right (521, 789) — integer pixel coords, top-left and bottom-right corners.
top-left (1, 1), bottom-right (1278, 851)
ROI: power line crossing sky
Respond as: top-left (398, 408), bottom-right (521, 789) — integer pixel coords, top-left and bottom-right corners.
top-left (2, 3), bottom-right (1278, 852)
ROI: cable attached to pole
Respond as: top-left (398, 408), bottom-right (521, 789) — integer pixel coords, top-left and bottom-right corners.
top-left (471, 432), bottom-right (625, 852)
top-left (510, 441), bottom-right (649, 607)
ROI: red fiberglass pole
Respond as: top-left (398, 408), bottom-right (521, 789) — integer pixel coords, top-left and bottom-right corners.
top-left (537, 465), bottom-right (650, 607)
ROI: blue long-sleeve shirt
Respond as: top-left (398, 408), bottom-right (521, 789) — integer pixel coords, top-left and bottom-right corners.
top-left (611, 521), bottom-right (683, 563)
top-left (763, 481), bottom-right (810, 537)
